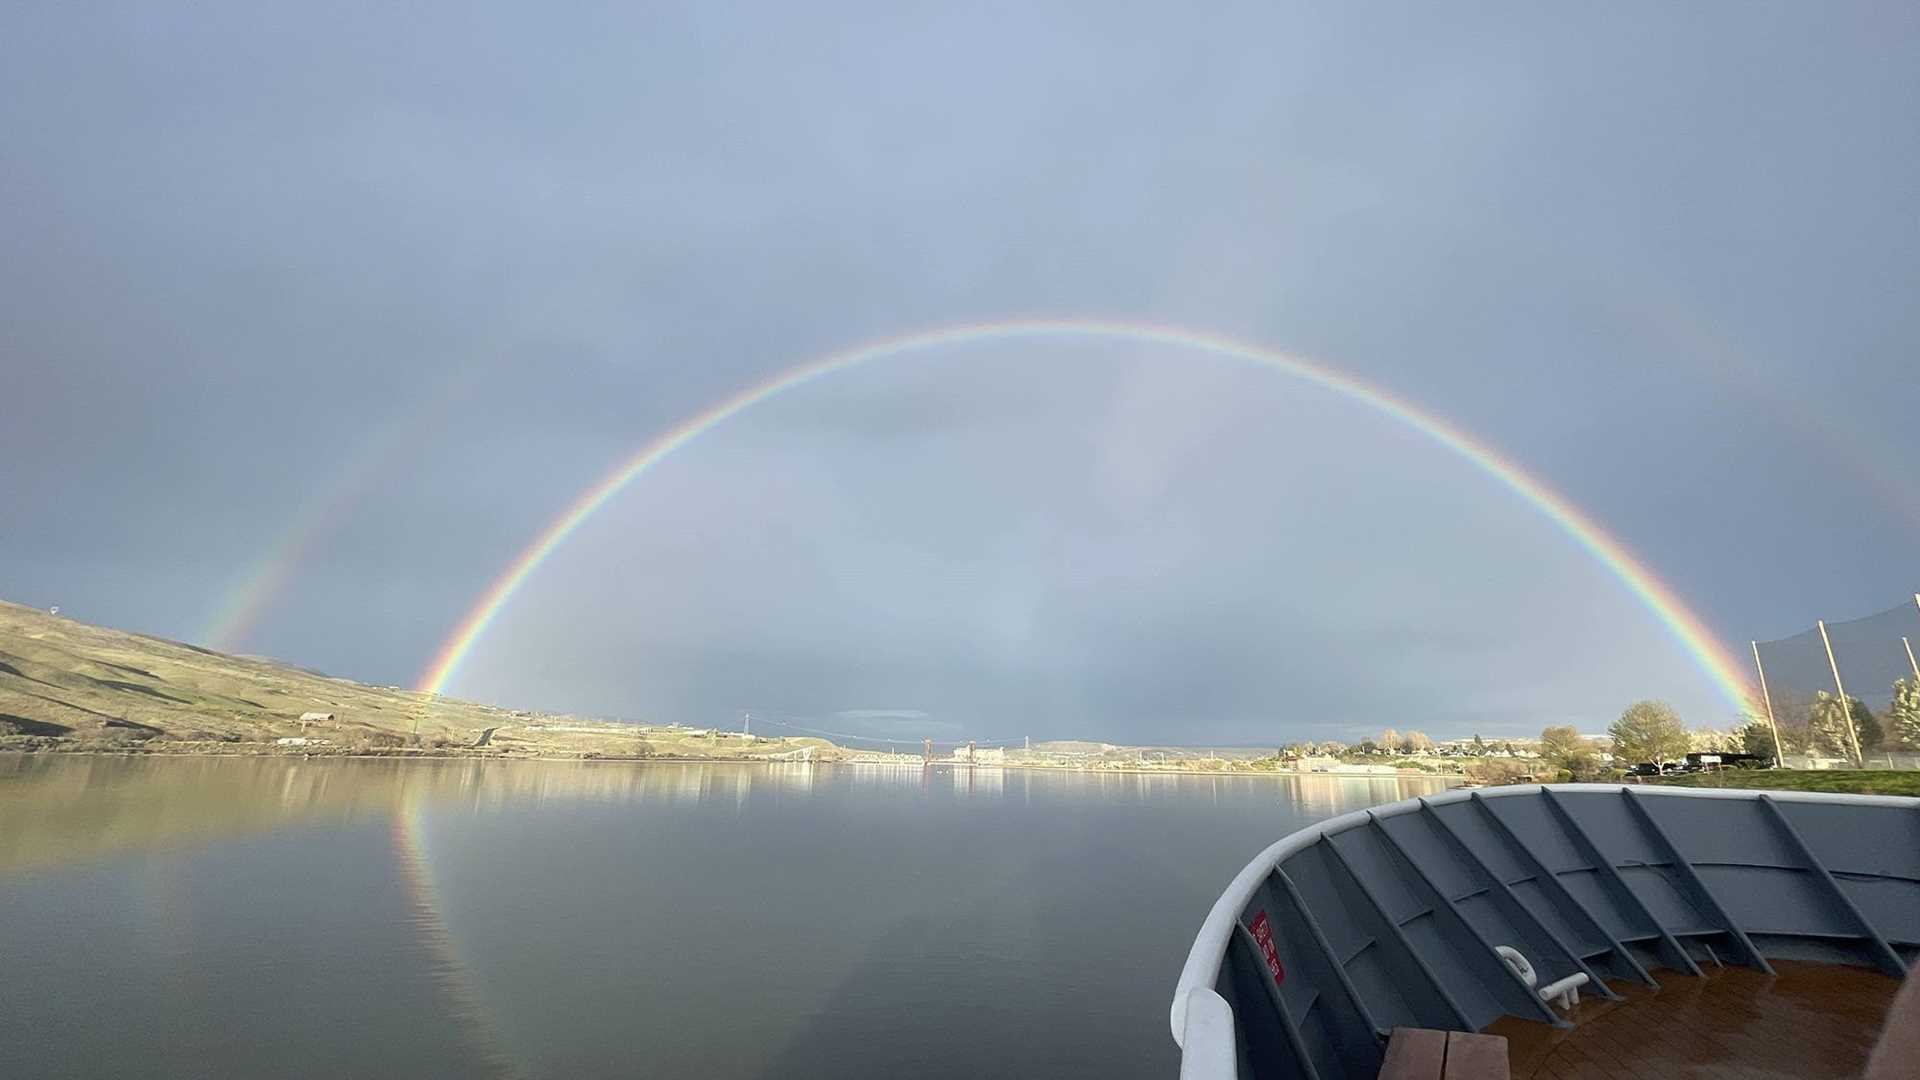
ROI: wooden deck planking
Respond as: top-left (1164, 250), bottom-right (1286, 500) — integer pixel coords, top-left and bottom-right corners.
top-left (1486, 960), bottom-right (1899, 1079)
top-left (1379, 1027), bottom-right (1510, 1079)
top-left (1379, 1027), bottom-right (1448, 1078)
top-left (1441, 1030), bottom-right (1509, 1078)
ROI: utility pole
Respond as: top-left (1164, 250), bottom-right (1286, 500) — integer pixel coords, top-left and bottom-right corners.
top-left (1911, 593), bottom-right (1920, 679)
top-left (1817, 620), bottom-right (1863, 764)
top-left (1750, 641), bottom-right (1785, 767)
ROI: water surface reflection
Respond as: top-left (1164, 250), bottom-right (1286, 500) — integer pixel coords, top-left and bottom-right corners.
top-left (0, 757), bottom-right (1453, 1078)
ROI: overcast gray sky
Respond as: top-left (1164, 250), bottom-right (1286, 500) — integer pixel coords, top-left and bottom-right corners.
top-left (4, 2), bottom-right (1915, 745)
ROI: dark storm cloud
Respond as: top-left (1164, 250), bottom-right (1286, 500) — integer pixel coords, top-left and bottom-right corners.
top-left (3, 2), bottom-right (1916, 742)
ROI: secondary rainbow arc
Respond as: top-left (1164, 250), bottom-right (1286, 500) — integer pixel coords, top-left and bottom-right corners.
top-left (202, 377), bottom-right (473, 652)
top-left (416, 318), bottom-right (1753, 714)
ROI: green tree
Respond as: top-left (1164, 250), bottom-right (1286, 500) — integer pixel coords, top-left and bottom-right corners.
top-left (1890, 679), bottom-right (1920, 751)
top-left (1809, 691), bottom-right (1862, 763)
top-left (1609, 700), bottom-right (1690, 765)
top-left (1470, 734), bottom-right (1487, 755)
top-left (1540, 725), bottom-right (1600, 780)
top-left (1737, 719), bottom-right (1783, 758)
top-left (1850, 699), bottom-right (1882, 753)
top-left (1741, 703), bottom-right (1810, 755)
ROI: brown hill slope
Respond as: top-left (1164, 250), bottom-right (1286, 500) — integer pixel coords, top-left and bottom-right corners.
top-left (0, 600), bottom-right (511, 747)
top-left (0, 600), bottom-right (836, 760)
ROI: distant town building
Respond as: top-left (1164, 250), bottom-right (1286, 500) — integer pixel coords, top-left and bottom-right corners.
top-left (950, 742), bottom-right (1006, 765)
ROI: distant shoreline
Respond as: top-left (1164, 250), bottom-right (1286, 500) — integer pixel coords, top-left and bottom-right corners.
top-left (0, 602), bottom-right (1469, 781)
top-left (0, 743), bottom-right (1461, 782)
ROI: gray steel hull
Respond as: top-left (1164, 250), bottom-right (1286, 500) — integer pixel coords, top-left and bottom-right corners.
top-left (1169, 784), bottom-right (1920, 1079)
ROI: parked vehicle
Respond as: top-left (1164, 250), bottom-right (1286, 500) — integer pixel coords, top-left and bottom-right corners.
top-left (1684, 751), bottom-right (1774, 771)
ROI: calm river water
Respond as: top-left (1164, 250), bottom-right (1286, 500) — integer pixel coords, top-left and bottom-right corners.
top-left (0, 756), bottom-right (1454, 1078)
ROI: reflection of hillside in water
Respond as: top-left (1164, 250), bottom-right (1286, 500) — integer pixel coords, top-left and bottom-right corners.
top-left (0, 756), bottom-right (1452, 874)
top-left (0, 758), bottom-right (827, 873)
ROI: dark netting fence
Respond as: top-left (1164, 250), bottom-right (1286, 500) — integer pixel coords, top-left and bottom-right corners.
top-left (1751, 595), bottom-right (1920, 764)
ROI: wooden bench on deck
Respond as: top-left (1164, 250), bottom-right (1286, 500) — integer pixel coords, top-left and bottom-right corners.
top-left (1378, 1027), bottom-right (1510, 1080)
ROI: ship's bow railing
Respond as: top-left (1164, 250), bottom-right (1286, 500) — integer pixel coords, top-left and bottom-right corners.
top-left (1170, 783), bottom-right (1920, 1079)
top-left (1178, 987), bottom-right (1238, 1080)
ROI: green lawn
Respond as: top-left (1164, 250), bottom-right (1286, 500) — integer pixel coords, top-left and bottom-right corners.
top-left (1653, 769), bottom-right (1920, 797)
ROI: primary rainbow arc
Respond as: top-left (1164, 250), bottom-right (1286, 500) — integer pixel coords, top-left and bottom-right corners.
top-left (416, 318), bottom-right (1753, 714)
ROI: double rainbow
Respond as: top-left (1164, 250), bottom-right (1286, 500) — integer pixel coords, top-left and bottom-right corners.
top-left (416, 318), bottom-right (1753, 714)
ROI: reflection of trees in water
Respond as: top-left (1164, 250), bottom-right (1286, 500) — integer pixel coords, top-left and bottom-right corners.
top-left (1275, 774), bottom-right (1445, 822)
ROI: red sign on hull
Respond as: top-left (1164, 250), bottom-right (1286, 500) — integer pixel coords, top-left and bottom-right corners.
top-left (1249, 910), bottom-right (1285, 984)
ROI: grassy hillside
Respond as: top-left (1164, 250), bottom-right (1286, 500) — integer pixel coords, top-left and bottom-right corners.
top-left (0, 600), bottom-right (831, 760)
top-left (0, 599), bottom-right (511, 747)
